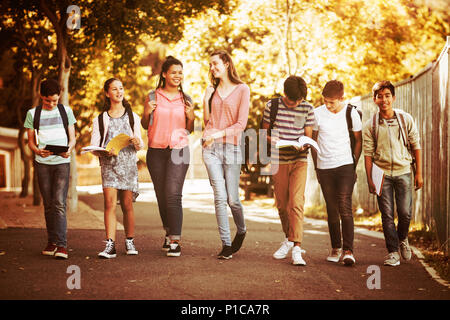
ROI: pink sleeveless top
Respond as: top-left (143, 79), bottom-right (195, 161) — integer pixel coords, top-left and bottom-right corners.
top-left (147, 88), bottom-right (188, 149)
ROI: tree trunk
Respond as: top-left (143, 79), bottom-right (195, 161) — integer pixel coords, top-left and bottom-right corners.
top-left (41, 0), bottom-right (77, 212)
top-left (32, 161), bottom-right (41, 205)
top-left (18, 127), bottom-right (30, 198)
top-left (285, 0), bottom-right (292, 75)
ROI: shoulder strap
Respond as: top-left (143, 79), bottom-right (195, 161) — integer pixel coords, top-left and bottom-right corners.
top-left (269, 98), bottom-right (279, 131)
top-left (126, 107), bottom-right (134, 134)
top-left (371, 112), bottom-right (378, 152)
top-left (98, 112), bottom-right (105, 147)
top-left (33, 105), bottom-right (43, 132)
top-left (346, 104), bottom-right (353, 133)
top-left (396, 111), bottom-right (412, 152)
top-left (57, 104), bottom-right (69, 142)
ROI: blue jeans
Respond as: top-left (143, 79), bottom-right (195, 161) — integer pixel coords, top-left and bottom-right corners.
top-left (146, 147), bottom-right (189, 240)
top-left (203, 143), bottom-right (246, 246)
top-left (377, 173), bottom-right (412, 253)
top-left (35, 162), bottom-right (70, 247)
top-left (317, 164), bottom-right (356, 251)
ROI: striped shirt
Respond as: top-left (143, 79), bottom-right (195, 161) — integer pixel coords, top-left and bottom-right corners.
top-left (24, 105), bottom-right (76, 165)
top-left (263, 98), bottom-right (315, 164)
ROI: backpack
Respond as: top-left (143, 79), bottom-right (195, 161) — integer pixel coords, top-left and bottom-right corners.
top-left (345, 104), bottom-right (362, 166)
top-left (98, 109), bottom-right (134, 147)
top-left (370, 110), bottom-right (416, 174)
top-left (258, 97), bottom-right (279, 159)
top-left (33, 104), bottom-right (69, 143)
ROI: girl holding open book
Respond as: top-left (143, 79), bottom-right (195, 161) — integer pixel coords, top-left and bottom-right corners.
top-left (90, 78), bottom-right (144, 259)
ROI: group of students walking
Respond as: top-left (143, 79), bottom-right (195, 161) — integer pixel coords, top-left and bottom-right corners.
top-left (25, 50), bottom-right (422, 268)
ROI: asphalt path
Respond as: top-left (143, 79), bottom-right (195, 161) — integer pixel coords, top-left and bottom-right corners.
top-left (0, 191), bottom-right (448, 303)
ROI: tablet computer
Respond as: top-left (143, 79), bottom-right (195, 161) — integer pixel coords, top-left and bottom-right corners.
top-left (44, 145), bottom-right (69, 154)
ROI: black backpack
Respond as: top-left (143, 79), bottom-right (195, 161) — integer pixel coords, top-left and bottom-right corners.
top-left (33, 104), bottom-right (69, 142)
top-left (258, 97), bottom-right (279, 159)
top-left (98, 109), bottom-right (134, 147)
top-left (345, 104), bottom-right (362, 166)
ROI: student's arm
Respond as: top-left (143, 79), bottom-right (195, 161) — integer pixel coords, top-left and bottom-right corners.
top-left (311, 130), bottom-right (319, 170)
top-left (131, 113), bottom-right (145, 151)
top-left (413, 148), bottom-right (423, 190)
top-left (203, 86), bottom-right (214, 126)
top-left (90, 116), bottom-right (101, 146)
top-left (353, 130), bottom-right (362, 164)
top-left (362, 120), bottom-right (376, 194)
top-left (364, 156), bottom-right (377, 194)
top-left (59, 125), bottom-right (76, 158)
top-left (406, 113), bottom-right (423, 190)
top-left (141, 95), bottom-right (156, 130)
top-left (185, 99), bottom-right (195, 133)
top-left (26, 128), bottom-right (52, 158)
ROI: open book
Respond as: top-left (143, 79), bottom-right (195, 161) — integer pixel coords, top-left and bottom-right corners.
top-left (82, 133), bottom-right (131, 156)
top-left (275, 136), bottom-right (321, 154)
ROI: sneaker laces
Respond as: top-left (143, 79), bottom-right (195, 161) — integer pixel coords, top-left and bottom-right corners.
top-left (103, 239), bottom-right (115, 252)
top-left (126, 238), bottom-right (136, 250)
top-left (169, 241), bottom-right (180, 250)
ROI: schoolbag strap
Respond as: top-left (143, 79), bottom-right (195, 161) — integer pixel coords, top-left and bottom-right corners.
top-left (125, 107), bottom-right (135, 134)
top-left (98, 112), bottom-right (105, 147)
top-left (395, 111), bottom-right (409, 148)
top-left (371, 112), bottom-right (378, 153)
top-left (33, 105), bottom-right (43, 132)
top-left (346, 104), bottom-right (353, 132)
top-left (268, 97), bottom-right (279, 133)
top-left (57, 104), bottom-right (69, 143)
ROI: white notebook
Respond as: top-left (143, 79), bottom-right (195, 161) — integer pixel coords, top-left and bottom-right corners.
top-left (371, 163), bottom-right (385, 196)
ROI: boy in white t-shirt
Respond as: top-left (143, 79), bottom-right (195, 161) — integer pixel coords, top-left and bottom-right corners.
top-left (311, 80), bottom-right (362, 266)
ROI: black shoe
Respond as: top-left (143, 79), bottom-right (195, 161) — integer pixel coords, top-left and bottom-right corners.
top-left (162, 236), bottom-right (170, 251)
top-left (218, 245), bottom-right (232, 260)
top-left (167, 241), bottom-right (181, 257)
top-left (231, 231), bottom-right (246, 253)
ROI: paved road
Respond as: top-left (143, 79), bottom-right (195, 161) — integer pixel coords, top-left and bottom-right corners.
top-left (0, 188), bottom-right (448, 303)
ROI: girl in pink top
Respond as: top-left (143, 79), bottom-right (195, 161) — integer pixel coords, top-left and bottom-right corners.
top-left (141, 56), bottom-right (194, 257)
top-left (202, 50), bottom-right (250, 259)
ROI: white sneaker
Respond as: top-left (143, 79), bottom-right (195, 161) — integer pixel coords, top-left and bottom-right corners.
top-left (292, 246), bottom-right (306, 266)
top-left (400, 238), bottom-right (412, 261)
top-left (384, 252), bottom-right (400, 266)
top-left (98, 239), bottom-right (117, 259)
top-left (125, 238), bottom-right (138, 255)
top-left (327, 248), bottom-right (342, 263)
top-left (273, 239), bottom-right (294, 259)
top-left (342, 250), bottom-right (356, 266)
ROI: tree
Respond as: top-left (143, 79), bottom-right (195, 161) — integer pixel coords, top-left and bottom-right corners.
top-left (0, 0), bottom-right (233, 208)
top-left (169, 0), bottom-right (449, 127)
